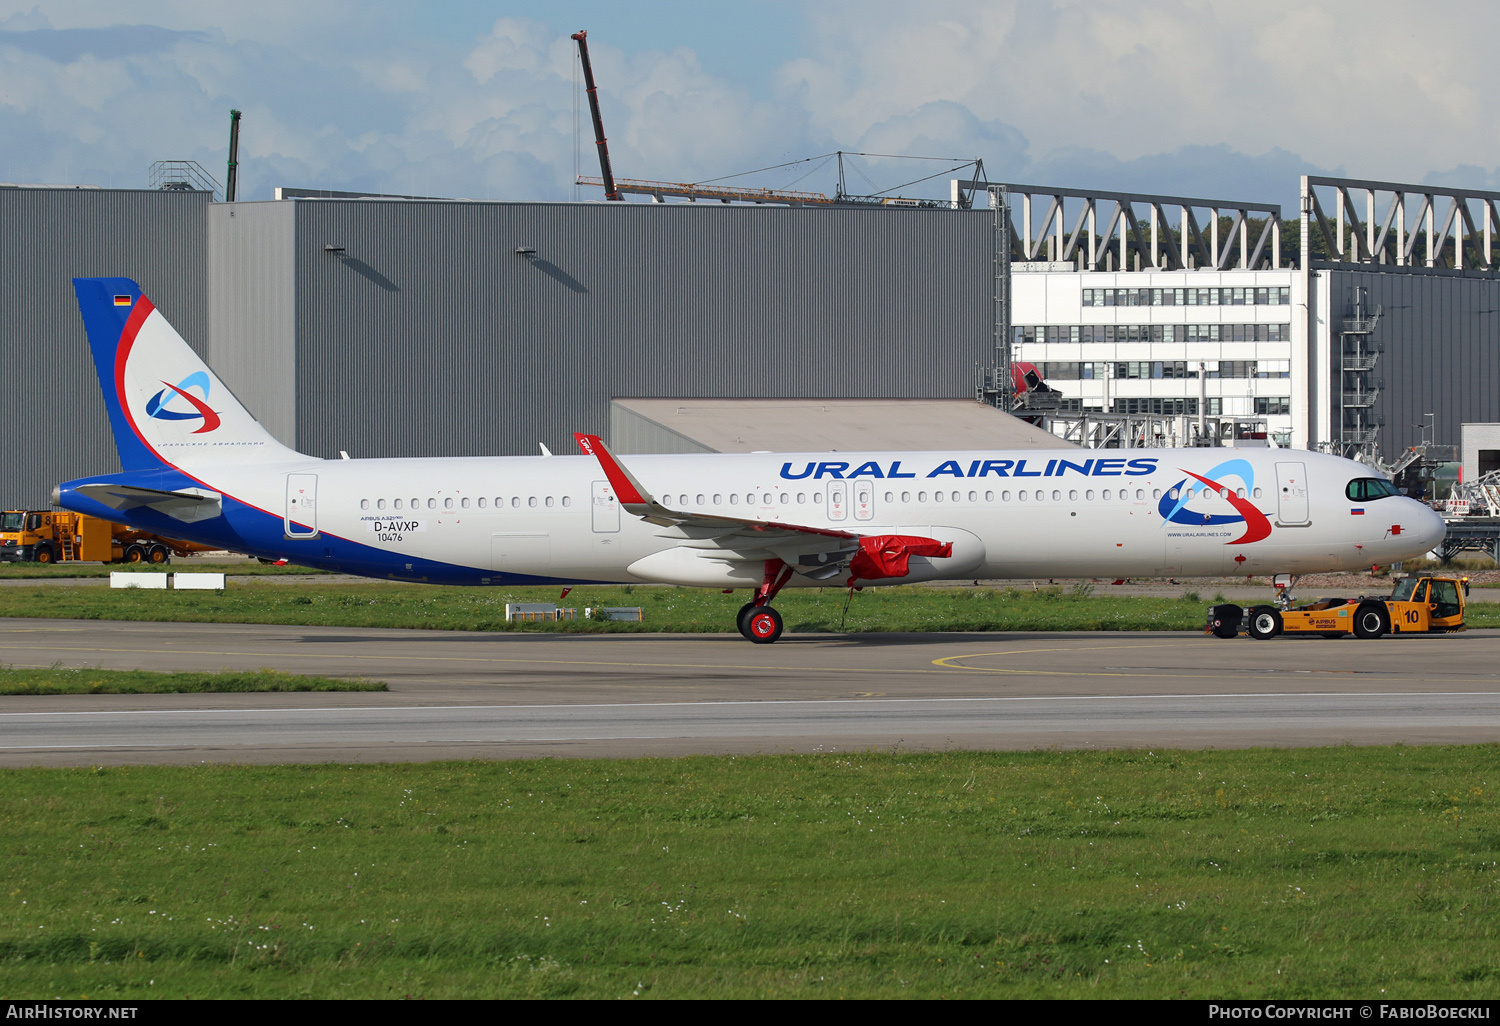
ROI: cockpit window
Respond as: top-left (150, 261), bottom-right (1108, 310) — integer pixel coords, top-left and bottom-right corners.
top-left (1346, 478), bottom-right (1400, 502)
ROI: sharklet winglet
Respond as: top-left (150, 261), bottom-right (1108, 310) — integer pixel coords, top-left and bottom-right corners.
top-left (574, 433), bottom-right (652, 508)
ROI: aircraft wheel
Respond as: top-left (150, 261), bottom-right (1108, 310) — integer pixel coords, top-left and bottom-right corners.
top-left (33, 545), bottom-right (55, 565)
top-left (124, 544), bottom-right (146, 563)
top-left (1246, 606), bottom-right (1283, 640)
top-left (1212, 624), bottom-right (1239, 639)
top-left (147, 544), bottom-right (170, 564)
top-left (745, 606), bottom-right (784, 644)
top-left (735, 602), bottom-right (758, 639)
top-left (1352, 604), bottom-right (1389, 639)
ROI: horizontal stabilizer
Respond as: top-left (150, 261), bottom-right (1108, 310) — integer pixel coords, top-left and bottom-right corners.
top-left (70, 483), bottom-right (223, 524)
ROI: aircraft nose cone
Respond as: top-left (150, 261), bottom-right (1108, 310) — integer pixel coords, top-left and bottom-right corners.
top-left (1417, 503), bottom-right (1448, 554)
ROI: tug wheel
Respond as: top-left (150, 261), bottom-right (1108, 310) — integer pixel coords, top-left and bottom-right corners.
top-left (1352, 604), bottom-right (1389, 640)
top-left (1246, 606), bottom-right (1283, 640)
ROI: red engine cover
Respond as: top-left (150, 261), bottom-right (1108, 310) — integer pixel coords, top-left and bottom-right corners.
top-left (848, 534), bottom-right (954, 582)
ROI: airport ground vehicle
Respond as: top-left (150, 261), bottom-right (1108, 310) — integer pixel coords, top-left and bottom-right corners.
top-left (0, 509), bottom-right (213, 565)
top-left (1207, 573), bottom-right (1469, 640)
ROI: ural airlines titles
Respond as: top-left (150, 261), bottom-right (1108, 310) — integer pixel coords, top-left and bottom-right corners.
top-left (779, 457), bottom-right (1160, 480)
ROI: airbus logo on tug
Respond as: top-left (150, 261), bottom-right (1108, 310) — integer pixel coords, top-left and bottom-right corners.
top-left (778, 457), bottom-right (1161, 480)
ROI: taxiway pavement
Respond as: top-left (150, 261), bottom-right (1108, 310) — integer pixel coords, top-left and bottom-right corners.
top-left (1, 619), bottom-right (1497, 765)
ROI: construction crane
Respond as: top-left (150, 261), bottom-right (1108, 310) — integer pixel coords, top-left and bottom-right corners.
top-left (566, 31), bottom-right (980, 209)
top-left (577, 152), bottom-right (983, 209)
top-left (571, 30), bottom-right (619, 201)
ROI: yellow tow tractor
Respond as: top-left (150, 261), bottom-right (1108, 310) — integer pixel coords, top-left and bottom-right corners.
top-left (0, 510), bottom-right (216, 565)
top-left (1207, 573), bottom-right (1470, 640)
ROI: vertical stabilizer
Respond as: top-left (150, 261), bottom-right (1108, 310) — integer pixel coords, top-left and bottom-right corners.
top-left (73, 277), bottom-right (303, 471)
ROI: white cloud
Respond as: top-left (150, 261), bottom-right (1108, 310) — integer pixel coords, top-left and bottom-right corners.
top-left (790, 0), bottom-right (1500, 191)
top-left (0, 2), bottom-right (1498, 208)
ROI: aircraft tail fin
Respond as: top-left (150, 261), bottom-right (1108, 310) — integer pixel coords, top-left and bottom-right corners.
top-left (73, 277), bottom-right (302, 471)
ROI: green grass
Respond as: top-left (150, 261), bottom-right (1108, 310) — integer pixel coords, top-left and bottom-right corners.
top-left (2, 580), bottom-right (1498, 633)
top-left (0, 582), bottom-right (1232, 634)
top-left (0, 667), bottom-right (385, 695)
top-left (0, 561), bottom-right (331, 579)
top-left (1, 746), bottom-right (1497, 998)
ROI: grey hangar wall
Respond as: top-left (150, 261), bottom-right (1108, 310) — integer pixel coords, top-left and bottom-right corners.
top-left (0, 189), bottom-right (992, 509)
top-left (0, 186), bottom-right (210, 511)
top-left (215, 198), bottom-right (994, 464)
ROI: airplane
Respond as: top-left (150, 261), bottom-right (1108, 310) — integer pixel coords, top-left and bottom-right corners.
top-left (53, 277), bottom-right (1448, 643)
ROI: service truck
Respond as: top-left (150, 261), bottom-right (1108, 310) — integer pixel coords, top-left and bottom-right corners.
top-left (0, 510), bottom-right (215, 565)
top-left (1207, 573), bottom-right (1469, 640)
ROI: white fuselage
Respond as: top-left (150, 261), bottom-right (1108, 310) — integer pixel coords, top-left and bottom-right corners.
top-left (198, 446), bottom-right (1446, 585)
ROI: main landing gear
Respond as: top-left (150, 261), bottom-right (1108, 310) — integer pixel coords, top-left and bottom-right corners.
top-left (737, 560), bottom-right (795, 644)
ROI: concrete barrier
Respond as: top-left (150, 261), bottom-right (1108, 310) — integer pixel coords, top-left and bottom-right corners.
top-left (173, 573), bottom-right (226, 590)
top-left (109, 572), bottom-right (169, 589)
top-left (586, 606), bottom-right (644, 622)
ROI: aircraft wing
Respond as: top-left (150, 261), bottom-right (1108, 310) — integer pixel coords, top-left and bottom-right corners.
top-left (573, 434), bottom-right (951, 580)
top-left (70, 483), bottom-right (223, 524)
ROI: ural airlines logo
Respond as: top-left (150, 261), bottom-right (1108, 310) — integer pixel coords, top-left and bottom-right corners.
top-left (144, 371), bottom-right (221, 434)
top-left (1157, 458), bottom-right (1272, 545)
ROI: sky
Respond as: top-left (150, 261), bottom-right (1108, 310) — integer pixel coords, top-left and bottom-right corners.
top-left (1, 1), bottom-right (1497, 212)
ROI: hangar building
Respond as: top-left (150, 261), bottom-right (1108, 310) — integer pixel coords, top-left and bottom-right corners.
top-left (2, 171), bottom-right (1497, 511)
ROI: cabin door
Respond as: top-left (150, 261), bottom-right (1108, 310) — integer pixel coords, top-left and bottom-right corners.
top-left (591, 480), bottom-right (620, 533)
top-left (285, 474), bottom-right (319, 539)
top-left (1275, 462), bottom-right (1310, 525)
top-left (853, 480), bottom-right (874, 522)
